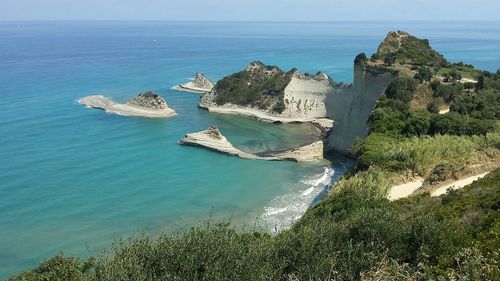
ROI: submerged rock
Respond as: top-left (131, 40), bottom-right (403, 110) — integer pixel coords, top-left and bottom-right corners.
top-left (179, 126), bottom-right (323, 162)
top-left (79, 92), bottom-right (176, 118)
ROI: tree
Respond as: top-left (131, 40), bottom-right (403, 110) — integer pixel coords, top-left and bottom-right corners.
top-left (403, 113), bottom-right (431, 136)
top-left (414, 66), bottom-right (433, 82)
top-left (449, 69), bottom-right (462, 82)
top-left (385, 77), bottom-right (419, 102)
top-left (476, 73), bottom-right (485, 91)
top-left (384, 53), bottom-right (397, 66)
top-left (354, 52), bottom-right (368, 65)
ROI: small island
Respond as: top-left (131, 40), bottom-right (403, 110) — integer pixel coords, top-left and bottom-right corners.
top-left (79, 91), bottom-right (176, 118)
top-left (199, 61), bottom-right (334, 123)
top-left (174, 73), bottom-right (215, 93)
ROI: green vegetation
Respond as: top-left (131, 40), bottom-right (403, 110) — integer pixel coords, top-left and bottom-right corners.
top-left (10, 31), bottom-right (500, 281)
top-left (372, 31), bottom-right (447, 66)
top-left (11, 170), bottom-right (500, 281)
top-left (213, 61), bottom-right (293, 113)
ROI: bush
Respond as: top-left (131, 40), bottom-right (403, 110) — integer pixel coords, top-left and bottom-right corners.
top-left (424, 163), bottom-right (462, 185)
top-left (403, 112), bottom-right (431, 136)
top-left (385, 77), bottom-right (419, 102)
top-left (430, 81), bottom-right (464, 103)
top-left (354, 52), bottom-right (367, 65)
top-left (414, 66), bottom-right (433, 82)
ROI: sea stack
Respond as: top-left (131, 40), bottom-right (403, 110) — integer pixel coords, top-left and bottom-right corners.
top-left (176, 73), bottom-right (215, 93)
top-left (79, 91), bottom-right (176, 118)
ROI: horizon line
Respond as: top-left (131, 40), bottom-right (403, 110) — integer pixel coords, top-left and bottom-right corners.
top-left (1, 19), bottom-right (500, 23)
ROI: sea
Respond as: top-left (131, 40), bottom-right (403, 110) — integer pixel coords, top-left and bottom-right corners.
top-left (0, 21), bottom-right (499, 278)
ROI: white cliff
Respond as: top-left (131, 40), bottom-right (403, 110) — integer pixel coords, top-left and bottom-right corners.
top-left (325, 63), bottom-right (397, 153)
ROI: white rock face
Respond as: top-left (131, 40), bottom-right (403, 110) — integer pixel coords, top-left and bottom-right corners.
top-left (325, 64), bottom-right (397, 153)
top-left (176, 73), bottom-right (214, 93)
top-left (199, 69), bottom-right (334, 123)
top-left (179, 127), bottom-right (323, 162)
top-left (281, 72), bottom-right (333, 119)
top-left (79, 93), bottom-right (176, 118)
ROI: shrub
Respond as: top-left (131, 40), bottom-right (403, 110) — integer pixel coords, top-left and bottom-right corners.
top-left (414, 66), bottom-right (433, 82)
top-left (403, 112), bottom-right (431, 136)
top-left (385, 77), bottom-right (419, 102)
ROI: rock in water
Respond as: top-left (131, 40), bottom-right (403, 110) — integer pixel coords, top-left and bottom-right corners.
top-left (127, 91), bottom-right (167, 109)
top-left (79, 92), bottom-right (176, 118)
top-left (192, 73), bottom-right (215, 90)
top-left (179, 126), bottom-right (323, 162)
top-left (175, 73), bottom-right (215, 93)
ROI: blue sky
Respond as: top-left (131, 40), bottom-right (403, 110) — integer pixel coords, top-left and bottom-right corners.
top-left (1, 0), bottom-right (499, 21)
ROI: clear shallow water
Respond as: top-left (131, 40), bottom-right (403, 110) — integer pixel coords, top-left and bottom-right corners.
top-left (1, 21), bottom-right (499, 278)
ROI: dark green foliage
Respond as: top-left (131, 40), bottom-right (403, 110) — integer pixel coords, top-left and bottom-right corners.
top-left (369, 107), bottom-right (408, 136)
top-left (429, 113), bottom-right (497, 136)
top-left (384, 77), bottom-right (418, 102)
top-left (383, 53), bottom-right (396, 66)
top-left (414, 66), bottom-right (433, 82)
top-left (354, 52), bottom-right (367, 65)
top-left (375, 31), bottom-right (448, 66)
top-left (444, 69), bottom-right (462, 82)
top-left (213, 62), bottom-right (292, 112)
top-left (430, 80), bottom-right (464, 103)
top-left (403, 112), bottom-right (431, 136)
top-left (11, 254), bottom-right (85, 281)
top-left (424, 163), bottom-right (462, 185)
top-left (451, 90), bottom-right (500, 119)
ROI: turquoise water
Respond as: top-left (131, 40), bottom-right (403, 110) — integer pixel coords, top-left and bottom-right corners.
top-left (1, 21), bottom-right (499, 278)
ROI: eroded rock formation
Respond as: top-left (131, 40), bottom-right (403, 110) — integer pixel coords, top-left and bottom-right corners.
top-left (179, 126), bottom-right (324, 162)
top-left (176, 73), bottom-right (215, 93)
top-left (79, 92), bottom-right (176, 118)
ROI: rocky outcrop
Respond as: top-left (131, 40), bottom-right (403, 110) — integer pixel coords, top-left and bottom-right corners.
top-left (179, 126), bottom-right (324, 162)
top-left (79, 92), bottom-right (176, 118)
top-left (199, 61), bottom-right (334, 123)
top-left (175, 73), bottom-right (215, 93)
top-left (127, 91), bottom-right (167, 109)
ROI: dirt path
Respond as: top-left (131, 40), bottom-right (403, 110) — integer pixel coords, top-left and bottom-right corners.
top-left (388, 171), bottom-right (491, 200)
top-left (388, 178), bottom-right (424, 201)
top-left (430, 172), bottom-right (489, 196)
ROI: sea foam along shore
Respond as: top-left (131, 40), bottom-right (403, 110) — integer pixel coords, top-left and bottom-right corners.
top-left (179, 126), bottom-right (324, 162)
top-left (79, 94), bottom-right (176, 118)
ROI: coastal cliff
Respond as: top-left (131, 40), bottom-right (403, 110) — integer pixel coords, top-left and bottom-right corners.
top-left (325, 62), bottom-right (398, 153)
top-left (79, 91), bottom-right (176, 118)
top-left (199, 61), bottom-right (334, 123)
top-left (199, 59), bottom-right (397, 153)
